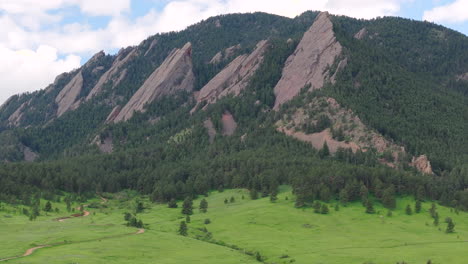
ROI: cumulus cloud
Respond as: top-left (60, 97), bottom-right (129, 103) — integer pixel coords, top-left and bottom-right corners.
top-left (0, 45), bottom-right (81, 104)
top-left (0, 0), bottom-right (410, 104)
top-left (423, 0), bottom-right (468, 23)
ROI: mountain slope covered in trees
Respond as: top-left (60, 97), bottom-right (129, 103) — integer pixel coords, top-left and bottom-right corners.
top-left (0, 11), bottom-right (468, 212)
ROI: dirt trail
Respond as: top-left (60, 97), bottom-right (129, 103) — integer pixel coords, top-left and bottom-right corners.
top-left (0, 226), bottom-right (145, 262)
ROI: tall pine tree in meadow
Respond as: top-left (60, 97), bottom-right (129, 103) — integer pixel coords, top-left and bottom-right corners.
top-left (182, 197), bottom-right (193, 215)
top-left (199, 198), bottom-right (208, 213)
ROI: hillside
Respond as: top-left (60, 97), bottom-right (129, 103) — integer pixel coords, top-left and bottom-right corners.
top-left (0, 10), bottom-right (468, 263)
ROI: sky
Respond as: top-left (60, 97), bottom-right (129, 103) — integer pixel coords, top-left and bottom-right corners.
top-left (1, 0), bottom-right (468, 105)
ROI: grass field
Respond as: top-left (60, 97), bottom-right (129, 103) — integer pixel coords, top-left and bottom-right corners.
top-left (1, 186), bottom-right (467, 263)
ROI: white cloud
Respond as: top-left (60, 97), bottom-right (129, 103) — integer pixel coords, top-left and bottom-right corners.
top-left (0, 45), bottom-right (81, 105)
top-left (423, 0), bottom-right (468, 23)
top-left (0, 0), bottom-right (411, 104)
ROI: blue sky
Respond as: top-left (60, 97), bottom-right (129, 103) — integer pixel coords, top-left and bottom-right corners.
top-left (0, 0), bottom-right (467, 104)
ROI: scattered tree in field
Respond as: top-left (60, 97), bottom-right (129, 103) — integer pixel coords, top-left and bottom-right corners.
top-left (230, 196), bottom-right (235, 203)
top-left (433, 212), bottom-right (439, 226)
top-left (65, 197), bottom-right (71, 212)
top-left (182, 197), bottom-right (193, 215)
top-left (250, 189), bottom-right (259, 200)
top-left (241, 195), bottom-right (245, 200)
top-left (255, 252), bottom-right (263, 262)
top-left (168, 198), bottom-right (178, 208)
top-left (427, 260), bottom-right (432, 264)
top-left (186, 215), bottom-right (191, 223)
top-left (429, 203), bottom-right (437, 218)
top-left (339, 188), bottom-right (349, 205)
top-left (44, 201), bottom-right (52, 212)
top-left (295, 195), bottom-right (305, 208)
top-left (360, 184), bottom-right (369, 205)
top-left (135, 200), bottom-right (144, 214)
top-left (387, 210), bottom-right (393, 217)
top-left (124, 212), bottom-right (132, 221)
top-left (445, 217), bottom-right (455, 233)
top-left (321, 204), bottom-right (329, 214)
top-left (224, 198), bottom-right (228, 204)
top-left (334, 204), bottom-right (340, 211)
top-left (405, 205), bottom-right (412, 215)
top-left (199, 199), bottom-right (208, 213)
top-left (270, 190), bottom-right (278, 202)
top-left (381, 185), bottom-right (396, 209)
top-left (313, 201), bottom-right (321, 213)
top-left (204, 218), bottom-right (211, 224)
top-left (415, 200), bottom-right (422, 213)
top-left (179, 221), bottom-right (188, 236)
top-left (365, 200), bottom-right (375, 214)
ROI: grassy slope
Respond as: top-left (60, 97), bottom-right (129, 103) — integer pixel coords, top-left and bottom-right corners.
top-left (1, 187), bottom-right (467, 264)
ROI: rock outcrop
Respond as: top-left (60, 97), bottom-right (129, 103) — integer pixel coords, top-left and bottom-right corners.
top-left (193, 40), bottom-right (268, 112)
top-left (7, 101), bottom-right (28, 126)
top-left (222, 112), bottom-right (237, 136)
top-left (203, 119), bottom-right (216, 143)
top-left (273, 12), bottom-right (343, 110)
top-left (457, 72), bottom-right (468, 81)
top-left (55, 71), bottom-right (84, 117)
top-left (411, 155), bottom-right (433, 174)
top-left (209, 44), bottom-right (241, 64)
top-left (86, 48), bottom-right (138, 101)
top-left (354, 28), bottom-right (368, 40)
top-left (113, 42), bottom-right (194, 122)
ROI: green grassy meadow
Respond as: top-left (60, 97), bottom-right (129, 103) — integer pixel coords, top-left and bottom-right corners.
top-left (1, 187), bottom-right (467, 264)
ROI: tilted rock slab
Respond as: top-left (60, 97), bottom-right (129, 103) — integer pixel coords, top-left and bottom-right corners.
top-left (193, 40), bottom-right (268, 112)
top-left (86, 48), bottom-right (138, 101)
top-left (273, 12), bottom-right (342, 110)
top-left (55, 71), bottom-right (84, 117)
top-left (113, 42), bottom-right (194, 122)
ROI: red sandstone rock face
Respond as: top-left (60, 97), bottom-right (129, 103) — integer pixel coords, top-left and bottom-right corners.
top-left (273, 12), bottom-right (343, 110)
top-left (411, 155), bottom-right (434, 174)
top-left (113, 43), bottom-right (194, 122)
top-left (193, 40), bottom-right (268, 113)
top-left (222, 112), bottom-right (237, 136)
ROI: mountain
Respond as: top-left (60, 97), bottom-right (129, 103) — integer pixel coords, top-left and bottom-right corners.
top-left (1, 11), bottom-right (468, 210)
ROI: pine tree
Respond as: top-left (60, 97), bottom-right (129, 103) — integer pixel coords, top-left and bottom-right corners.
top-left (429, 203), bottom-right (437, 218)
top-left (270, 189), bottom-right (278, 202)
top-left (365, 200), bottom-right (375, 214)
top-left (230, 197), bottom-right (235, 203)
top-left (168, 198), bottom-right (178, 208)
top-left (318, 141), bottom-right (330, 159)
top-left (433, 212), bottom-right (439, 226)
top-left (224, 198), bottom-right (228, 204)
top-left (313, 201), bottom-right (321, 213)
top-left (382, 186), bottom-right (396, 209)
top-left (199, 198), bottom-right (208, 213)
top-left (179, 221), bottom-right (188, 236)
top-left (186, 215), bottom-right (191, 223)
top-left (320, 204), bottom-right (329, 214)
top-left (44, 201), bottom-right (52, 212)
top-left (360, 184), bottom-right (369, 205)
top-left (334, 204), bottom-right (340, 211)
top-left (250, 189), bottom-right (258, 200)
top-left (182, 197), bottom-right (193, 215)
top-left (415, 200), bottom-right (422, 213)
top-left (445, 217), bottom-right (455, 233)
top-left (405, 205), bottom-right (412, 215)
top-left (339, 188), bottom-right (349, 205)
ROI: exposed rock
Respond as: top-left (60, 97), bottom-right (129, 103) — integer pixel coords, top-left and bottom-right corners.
top-left (86, 51), bottom-right (105, 65)
top-left (203, 119), bottom-right (216, 143)
top-left (23, 146), bottom-right (38, 162)
top-left (330, 58), bottom-right (348, 84)
top-left (113, 42), bottom-right (195, 122)
top-left (55, 71), bottom-right (84, 117)
top-left (96, 136), bottom-right (114, 154)
top-left (7, 101), bottom-right (28, 126)
top-left (194, 40), bottom-right (268, 112)
top-left (210, 52), bottom-right (223, 64)
top-left (279, 127), bottom-right (360, 153)
top-left (144, 39), bottom-right (158, 56)
top-left (411, 155), bottom-right (433, 174)
top-left (86, 48), bottom-right (138, 101)
top-left (45, 72), bottom-right (72, 94)
top-left (105, 106), bottom-right (121, 123)
top-left (273, 12), bottom-right (343, 110)
top-left (354, 27), bottom-right (368, 40)
top-left (92, 66), bottom-right (105, 74)
top-left (209, 44), bottom-right (241, 64)
top-left (222, 112), bottom-right (237, 136)
top-left (276, 96), bottom-right (406, 165)
top-left (457, 72), bottom-right (468, 81)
